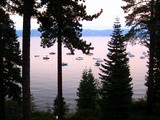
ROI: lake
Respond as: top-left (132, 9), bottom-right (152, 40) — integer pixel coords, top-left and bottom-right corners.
top-left (19, 36), bottom-right (148, 112)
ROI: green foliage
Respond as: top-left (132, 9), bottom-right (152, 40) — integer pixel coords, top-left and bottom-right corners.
top-left (0, 8), bottom-right (21, 120)
top-left (53, 96), bottom-right (69, 116)
top-left (0, 8), bottom-right (22, 101)
top-left (5, 99), bottom-right (160, 120)
top-left (76, 69), bottom-right (99, 110)
top-left (31, 95), bottom-right (38, 113)
top-left (152, 6), bottom-right (160, 107)
top-left (122, 0), bottom-right (160, 114)
top-left (121, 0), bottom-right (150, 42)
top-left (129, 98), bottom-right (160, 120)
top-left (5, 95), bottom-right (37, 120)
top-left (99, 18), bottom-right (133, 120)
top-left (68, 109), bottom-right (100, 120)
top-left (5, 100), bottom-right (22, 120)
top-left (131, 98), bottom-right (147, 113)
top-left (32, 111), bottom-right (55, 120)
top-left (128, 114), bottom-right (160, 120)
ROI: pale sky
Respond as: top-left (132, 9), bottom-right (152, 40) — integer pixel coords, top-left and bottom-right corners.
top-left (10, 0), bottom-right (127, 30)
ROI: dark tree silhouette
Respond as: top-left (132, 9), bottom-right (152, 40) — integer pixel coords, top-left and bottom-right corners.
top-left (38, 0), bottom-right (102, 119)
top-left (99, 17), bottom-right (133, 120)
top-left (0, 8), bottom-right (22, 120)
top-left (53, 96), bottom-right (68, 116)
top-left (22, 0), bottom-right (31, 118)
top-left (21, 0), bottom-right (37, 119)
top-left (1, 0), bottom-right (37, 119)
top-left (122, 0), bottom-right (160, 114)
top-left (76, 69), bottom-right (98, 110)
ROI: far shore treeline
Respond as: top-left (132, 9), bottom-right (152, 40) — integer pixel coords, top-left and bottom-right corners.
top-left (16, 29), bottom-right (129, 37)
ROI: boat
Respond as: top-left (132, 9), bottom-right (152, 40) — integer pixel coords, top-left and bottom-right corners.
top-left (127, 52), bottom-right (131, 55)
top-left (62, 62), bottom-right (68, 66)
top-left (43, 56), bottom-right (49, 60)
top-left (34, 55), bottom-right (40, 57)
top-left (76, 57), bottom-right (83, 60)
top-left (129, 54), bottom-right (135, 57)
top-left (140, 56), bottom-right (145, 59)
top-left (93, 57), bottom-right (103, 62)
top-left (95, 62), bottom-right (100, 66)
top-left (49, 52), bottom-right (55, 55)
top-left (127, 52), bottom-right (135, 57)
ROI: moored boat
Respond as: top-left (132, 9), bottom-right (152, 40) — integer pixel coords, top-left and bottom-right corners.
top-left (43, 56), bottom-right (50, 60)
top-left (76, 57), bottom-right (83, 60)
top-left (62, 62), bottom-right (68, 66)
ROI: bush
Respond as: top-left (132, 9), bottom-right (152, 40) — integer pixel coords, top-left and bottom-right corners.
top-left (32, 111), bottom-right (55, 120)
top-left (5, 100), bottom-right (22, 120)
top-left (131, 98), bottom-right (147, 113)
top-left (68, 109), bottom-right (100, 120)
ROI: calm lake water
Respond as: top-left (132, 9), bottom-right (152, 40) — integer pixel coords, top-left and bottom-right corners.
top-left (19, 36), bottom-right (148, 112)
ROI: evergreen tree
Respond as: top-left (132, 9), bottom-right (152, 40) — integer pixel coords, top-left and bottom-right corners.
top-left (53, 96), bottom-right (69, 116)
top-left (38, 1), bottom-right (102, 119)
top-left (0, 8), bottom-right (22, 120)
top-left (122, 0), bottom-right (160, 114)
top-left (99, 17), bottom-right (133, 120)
top-left (152, 0), bottom-right (160, 109)
top-left (1, 0), bottom-right (37, 119)
top-left (76, 69), bottom-right (98, 110)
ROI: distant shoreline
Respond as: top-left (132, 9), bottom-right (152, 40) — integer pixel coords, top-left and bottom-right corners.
top-left (16, 29), bottom-right (129, 37)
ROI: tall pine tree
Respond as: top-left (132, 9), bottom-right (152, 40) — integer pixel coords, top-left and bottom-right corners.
top-left (0, 8), bottom-right (22, 120)
top-left (152, 0), bottom-right (160, 110)
top-left (121, 0), bottom-right (160, 114)
top-left (99, 17), bottom-right (133, 120)
top-left (38, 1), bottom-right (102, 119)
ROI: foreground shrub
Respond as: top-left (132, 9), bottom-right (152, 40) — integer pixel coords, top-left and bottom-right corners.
top-left (68, 109), bottom-right (100, 120)
top-left (5, 100), bottom-right (22, 120)
top-left (32, 111), bottom-right (55, 120)
top-left (131, 98), bottom-right (147, 113)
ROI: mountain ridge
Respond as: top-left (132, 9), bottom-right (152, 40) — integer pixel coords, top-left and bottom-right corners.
top-left (16, 29), bottom-right (128, 37)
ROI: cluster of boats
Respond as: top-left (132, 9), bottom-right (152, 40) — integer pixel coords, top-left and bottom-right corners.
top-left (35, 51), bottom-right (148, 67)
top-left (127, 51), bottom-right (148, 59)
top-left (34, 52), bottom-right (56, 60)
top-left (34, 52), bottom-right (104, 67)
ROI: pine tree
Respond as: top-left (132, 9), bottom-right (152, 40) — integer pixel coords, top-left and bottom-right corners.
top-left (122, 0), bottom-right (160, 114)
top-left (1, 0), bottom-right (36, 119)
top-left (53, 96), bottom-right (68, 116)
top-left (153, 0), bottom-right (160, 108)
top-left (76, 69), bottom-right (98, 110)
top-left (0, 8), bottom-right (22, 120)
top-left (99, 17), bottom-right (133, 120)
top-left (38, 1), bottom-right (102, 119)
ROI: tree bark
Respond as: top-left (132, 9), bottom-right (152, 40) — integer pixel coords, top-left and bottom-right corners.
top-left (147, 0), bottom-right (155, 114)
top-left (22, 0), bottom-right (31, 119)
top-left (0, 28), bottom-right (5, 120)
top-left (57, 22), bottom-right (63, 120)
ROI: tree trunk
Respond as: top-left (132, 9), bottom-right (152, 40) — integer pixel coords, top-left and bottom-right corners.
top-left (147, 0), bottom-right (155, 114)
top-left (0, 29), bottom-right (5, 120)
top-left (22, 0), bottom-right (31, 119)
top-left (57, 22), bottom-right (63, 120)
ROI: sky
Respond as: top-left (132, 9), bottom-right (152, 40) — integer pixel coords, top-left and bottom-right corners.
top-left (10, 0), bottom-right (127, 30)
